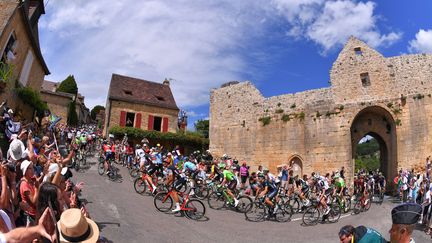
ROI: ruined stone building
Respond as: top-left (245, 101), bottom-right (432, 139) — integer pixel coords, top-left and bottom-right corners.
top-left (104, 74), bottom-right (179, 136)
top-left (210, 37), bottom-right (432, 184)
top-left (0, 0), bottom-right (49, 120)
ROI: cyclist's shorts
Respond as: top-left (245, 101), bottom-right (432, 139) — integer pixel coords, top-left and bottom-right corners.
top-left (173, 178), bottom-right (186, 191)
top-left (227, 179), bottom-right (237, 191)
top-left (301, 186), bottom-right (309, 195)
top-left (325, 188), bottom-right (333, 196)
top-left (80, 143), bottom-right (86, 150)
top-left (105, 151), bottom-right (114, 160)
top-left (266, 190), bottom-right (277, 200)
top-left (147, 163), bottom-right (157, 175)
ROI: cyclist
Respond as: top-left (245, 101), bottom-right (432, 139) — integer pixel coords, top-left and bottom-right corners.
top-left (102, 140), bottom-right (114, 175)
top-left (164, 160), bottom-right (187, 212)
top-left (294, 175), bottom-right (311, 207)
top-left (377, 172), bottom-right (386, 196)
top-left (315, 174), bottom-right (331, 215)
top-left (220, 164), bottom-right (239, 206)
top-left (145, 151), bottom-right (163, 194)
top-left (209, 160), bottom-right (222, 182)
top-left (79, 133), bottom-right (87, 154)
top-left (257, 173), bottom-right (278, 217)
top-left (182, 158), bottom-right (198, 193)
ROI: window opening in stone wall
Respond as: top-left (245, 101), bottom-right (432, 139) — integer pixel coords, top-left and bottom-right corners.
top-left (124, 90), bottom-right (133, 95)
top-left (360, 73), bottom-right (370, 87)
top-left (1, 32), bottom-right (17, 63)
top-left (126, 112), bottom-right (135, 127)
top-left (153, 116), bottom-right (162, 131)
top-left (354, 47), bottom-right (362, 56)
top-left (155, 96), bottom-right (165, 101)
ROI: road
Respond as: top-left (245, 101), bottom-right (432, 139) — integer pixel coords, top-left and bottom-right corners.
top-left (73, 155), bottom-right (430, 243)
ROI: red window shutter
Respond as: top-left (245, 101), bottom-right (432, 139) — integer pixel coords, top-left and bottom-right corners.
top-left (162, 117), bottom-right (169, 132)
top-left (135, 113), bottom-right (142, 128)
top-left (119, 111), bottom-right (126, 127)
top-left (148, 115), bottom-right (154, 130)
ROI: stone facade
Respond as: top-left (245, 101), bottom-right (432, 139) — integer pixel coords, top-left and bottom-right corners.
top-left (40, 90), bottom-right (71, 124)
top-left (210, 37), bottom-right (432, 184)
top-left (0, 0), bottom-right (49, 121)
top-left (105, 100), bottom-right (179, 134)
top-left (103, 74), bottom-right (180, 136)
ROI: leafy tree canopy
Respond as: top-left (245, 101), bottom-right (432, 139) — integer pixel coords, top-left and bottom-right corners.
top-left (194, 119), bottom-right (209, 138)
top-left (91, 105), bottom-right (105, 120)
top-left (57, 75), bottom-right (78, 95)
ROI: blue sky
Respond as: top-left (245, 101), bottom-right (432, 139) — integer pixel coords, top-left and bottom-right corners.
top-left (38, 0), bottom-right (432, 130)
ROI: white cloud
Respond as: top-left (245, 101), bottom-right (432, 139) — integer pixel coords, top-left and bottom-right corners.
top-left (273, 0), bottom-right (401, 53)
top-left (408, 29), bottom-right (432, 53)
top-left (40, 0), bottom-right (269, 109)
top-left (39, 0), bottom-right (401, 110)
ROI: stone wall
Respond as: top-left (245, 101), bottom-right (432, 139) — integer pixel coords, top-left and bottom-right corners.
top-left (40, 91), bottom-right (71, 124)
top-left (0, 3), bottom-right (47, 121)
top-left (210, 37), bottom-right (432, 184)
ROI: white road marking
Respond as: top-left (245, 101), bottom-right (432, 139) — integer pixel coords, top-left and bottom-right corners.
top-left (291, 213), bottom-right (352, 222)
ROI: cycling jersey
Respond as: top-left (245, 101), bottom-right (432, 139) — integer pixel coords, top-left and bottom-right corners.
top-left (223, 170), bottom-right (235, 182)
top-left (167, 165), bottom-right (182, 180)
top-left (335, 177), bottom-right (345, 189)
top-left (352, 226), bottom-right (387, 243)
top-left (183, 161), bottom-right (197, 172)
top-left (79, 136), bottom-right (87, 144)
top-left (261, 180), bottom-right (277, 193)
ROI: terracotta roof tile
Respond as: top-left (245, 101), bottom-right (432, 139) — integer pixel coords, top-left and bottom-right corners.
top-left (108, 73), bottom-right (179, 110)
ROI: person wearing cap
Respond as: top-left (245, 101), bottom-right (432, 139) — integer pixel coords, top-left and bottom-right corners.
top-left (19, 160), bottom-right (38, 226)
top-left (389, 203), bottom-right (422, 243)
top-left (338, 225), bottom-right (387, 243)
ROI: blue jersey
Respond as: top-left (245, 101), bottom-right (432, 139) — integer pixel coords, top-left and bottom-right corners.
top-left (183, 161), bottom-right (197, 172)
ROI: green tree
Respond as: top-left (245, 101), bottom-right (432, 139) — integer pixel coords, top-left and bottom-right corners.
top-left (194, 119), bottom-right (209, 138)
top-left (355, 138), bottom-right (381, 172)
top-left (91, 105), bottom-right (104, 120)
top-left (57, 75), bottom-right (78, 94)
top-left (67, 101), bottom-right (78, 126)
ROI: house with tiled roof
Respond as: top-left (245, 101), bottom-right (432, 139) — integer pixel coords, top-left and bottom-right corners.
top-left (41, 80), bottom-right (91, 124)
top-left (0, 0), bottom-right (50, 120)
top-left (104, 74), bottom-right (180, 136)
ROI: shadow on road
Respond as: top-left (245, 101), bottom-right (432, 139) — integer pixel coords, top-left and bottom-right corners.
top-left (96, 221), bottom-right (121, 230)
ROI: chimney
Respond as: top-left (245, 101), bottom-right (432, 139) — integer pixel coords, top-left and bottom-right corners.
top-left (163, 78), bottom-right (170, 86)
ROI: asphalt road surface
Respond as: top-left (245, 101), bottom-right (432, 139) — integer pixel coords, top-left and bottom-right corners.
top-left (73, 155), bottom-right (430, 243)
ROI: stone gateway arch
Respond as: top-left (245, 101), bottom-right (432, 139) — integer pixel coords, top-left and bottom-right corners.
top-left (209, 37), bottom-right (432, 184)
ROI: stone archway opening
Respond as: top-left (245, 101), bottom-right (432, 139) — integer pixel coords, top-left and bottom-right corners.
top-left (289, 156), bottom-right (303, 177)
top-left (351, 106), bottom-right (397, 188)
top-left (354, 134), bottom-right (386, 175)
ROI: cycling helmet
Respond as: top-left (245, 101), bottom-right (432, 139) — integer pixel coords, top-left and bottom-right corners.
top-left (135, 144), bottom-right (141, 149)
top-left (218, 163), bottom-right (226, 169)
top-left (109, 134), bottom-right (114, 139)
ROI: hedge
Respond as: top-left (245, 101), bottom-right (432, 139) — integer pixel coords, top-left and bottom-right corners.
top-left (109, 126), bottom-right (209, 148)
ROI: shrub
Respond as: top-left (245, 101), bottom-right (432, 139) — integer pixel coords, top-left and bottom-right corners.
top-left (290, 103), bottom-right (296, 109)
top-left (281, 114), bottom-right (290, 122)
top-left (298, 112), bottom-right (305, 120)
top-left (275, 108), bottom-right (284, 114)
top-left (258, 116), bottom-right (271, 126)
top-left (110, 126), bottom-right (209, 149)
top-left (15, 87), bottom-right (49, 117)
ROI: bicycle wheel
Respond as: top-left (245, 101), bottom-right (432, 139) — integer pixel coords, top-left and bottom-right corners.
top-left (275, 203), bottom-right (293, 222)
top-left (364, 198), bottom-right (372, 211)
top-left (97, 162), bottom-right (105, 175)
top-left (244, 202), bottom-right (266, 222)
top-left (289, 198), bottom-right (301, 214)
top-left (327, 204), bottom-right (341, 223)
top-left (302, 207), bottom-right (320, 226)
top-left (344, 196), bottom-right (352, 213)
top-left (154, 192), bottom-right (173, 212)
top-left (184, 199), bottom-right (206, 220)
top-left (130, 169), bottom-right (139, 178)
top-left (134, 178), bottom-right (147, 194)
top-left (353, 200), bottom-right (361, 214)
top-left (194, 184), bottom-right (209, 200)
top-left (236, 196), bottom-right (253, 213)
top-left (75, 159), bottom-right (81, 171)
top-left (207, 192), bottom-right (225, 210)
